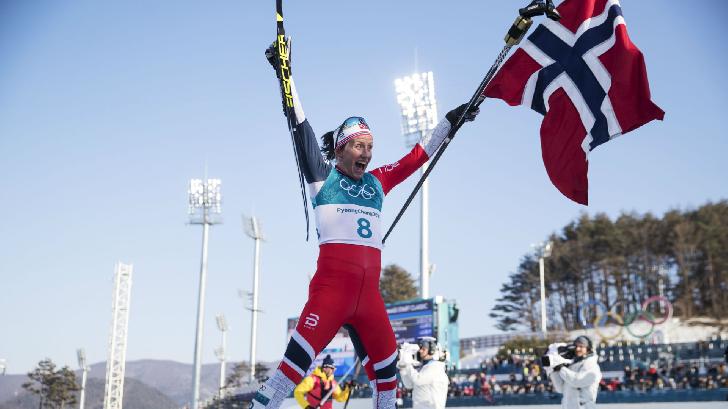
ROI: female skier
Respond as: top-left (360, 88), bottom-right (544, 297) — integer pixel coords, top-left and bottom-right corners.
top-left (253, 38), bottom-right (478, 409)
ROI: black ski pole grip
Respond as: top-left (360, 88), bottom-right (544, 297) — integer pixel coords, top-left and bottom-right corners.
top-left (505, 16), bottom-right (533, 45)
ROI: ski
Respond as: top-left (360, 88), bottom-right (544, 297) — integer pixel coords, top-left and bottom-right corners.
top-left (275, 0), bottom-right (310, 240)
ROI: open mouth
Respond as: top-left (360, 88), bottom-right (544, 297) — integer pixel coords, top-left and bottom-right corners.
top-left (355, 161), bottom-right (367, 172)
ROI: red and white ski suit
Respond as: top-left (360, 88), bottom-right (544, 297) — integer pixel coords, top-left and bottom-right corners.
top-left (259, 76), bottom-right (454, 409)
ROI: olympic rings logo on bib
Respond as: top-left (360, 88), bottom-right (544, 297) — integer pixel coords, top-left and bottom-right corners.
top-left (578, 296), bottom-right (673, 340)
top-left (339, 179), bottom-right (376, 199)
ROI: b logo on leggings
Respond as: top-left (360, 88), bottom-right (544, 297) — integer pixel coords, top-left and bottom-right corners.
top-left (304, 313), bottom-right (320, 330)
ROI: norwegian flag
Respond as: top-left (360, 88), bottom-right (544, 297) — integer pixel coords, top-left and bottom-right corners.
top-left (484, 0), bottom-right (664, 205)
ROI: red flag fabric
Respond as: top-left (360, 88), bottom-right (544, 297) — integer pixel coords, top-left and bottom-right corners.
top-left (484, 0), bottom-right (664, 205)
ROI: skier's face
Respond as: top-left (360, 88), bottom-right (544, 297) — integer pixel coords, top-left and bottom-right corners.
top-left (323, 366), bottom-right (334, 377)
top-left (336, 135), bottom-right (373, 181)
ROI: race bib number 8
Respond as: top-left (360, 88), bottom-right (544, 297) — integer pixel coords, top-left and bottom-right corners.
top-left (356, 218), bottom-right (372, 238)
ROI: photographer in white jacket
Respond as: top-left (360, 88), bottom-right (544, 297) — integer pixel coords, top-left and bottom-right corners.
top-left (397, 337), bottom-right (449, 409)
top-left (548, 336), bottom-right (602, 409)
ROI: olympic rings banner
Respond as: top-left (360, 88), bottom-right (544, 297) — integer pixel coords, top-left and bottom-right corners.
top-left (578, 296), bottom-right (673, 340)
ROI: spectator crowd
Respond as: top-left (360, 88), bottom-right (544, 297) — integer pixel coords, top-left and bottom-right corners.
top-left (396, 340), bottom-right (728, 400)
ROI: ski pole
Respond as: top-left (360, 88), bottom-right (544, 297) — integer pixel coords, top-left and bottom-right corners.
top-left (382, 0), bottom-right (560, 244)
top-left (316, 358), bottom-right (359, 409)
top-left (342, 360), bottom-right (361, 409)
top-left (274, 0), bottom-right (311, 240)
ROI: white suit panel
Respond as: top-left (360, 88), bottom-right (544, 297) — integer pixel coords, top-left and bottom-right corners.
top-left (399, 360), bottom-right (449, 409)
top-left (549, 354), bottom-right (601, 409)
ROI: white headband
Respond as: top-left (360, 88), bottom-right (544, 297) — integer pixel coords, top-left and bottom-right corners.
top-left (334, 116), bottom-right (372, 150)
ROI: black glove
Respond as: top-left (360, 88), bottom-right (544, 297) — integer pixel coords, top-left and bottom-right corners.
top-left (306, 405), bottom-right (316, 409)
top-left (265, 36), bottom-right (292, 77)
top-left (344, 380), bottom-right (356, 390)
top-left (553, 364), bottom-right (565, 372)
top-left (445, 103), bottom-right (480, 126)
top-left (265, 36), bottom-right (294, 117)
top-left (264, 41), bottom-right (279, 75)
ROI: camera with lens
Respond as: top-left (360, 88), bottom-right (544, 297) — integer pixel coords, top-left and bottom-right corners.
top-left (540, 342), bottom-right (575, 368)
top-left (398, 342), bottom-right (422, 367)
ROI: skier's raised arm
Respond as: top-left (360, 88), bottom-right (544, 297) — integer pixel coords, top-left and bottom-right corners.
top-left (265, 37), bottom-right (331, 194)
top-left (371, 104), bottom-right (479, 195)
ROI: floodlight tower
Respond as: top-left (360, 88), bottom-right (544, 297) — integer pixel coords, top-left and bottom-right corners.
top-left (243, 215), bottom-right (265, 383)
top-left (188, 178), bottom-right (222, 409)
top-left (0, 358), bottom-right (6, 375)
top-left (532, 241), bottom-right (552, 335)
top-left (215, 314), bottom-right (228, 397)
top-left (394, 72), bottom-right (438, 299)
top-left (77, 349), bottom-right (89, 409)
top-left (103, 262), bottom-right (133, 409)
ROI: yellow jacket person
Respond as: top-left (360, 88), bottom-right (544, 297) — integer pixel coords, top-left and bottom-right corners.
top-left (294, 355), bottom-right (351, 409)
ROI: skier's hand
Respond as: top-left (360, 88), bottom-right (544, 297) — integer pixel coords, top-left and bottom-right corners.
top-left (305, 405), bottom-right (316, 409)
top-left (265, 40), bottom-right (280, 76)
top-left (445, 103), bottom-right (480, 126)
top-left (265, 36), bottom-right (292, 77)
top-left (265, 36), bottom-right (294, 117)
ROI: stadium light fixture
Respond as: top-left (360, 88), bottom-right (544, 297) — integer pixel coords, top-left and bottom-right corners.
top-left (394, 71), bottom-right (438, 299)
top-left (395, 72), bottom-right (438, 147)
top-left (188, 178), bottom-right (222, 409)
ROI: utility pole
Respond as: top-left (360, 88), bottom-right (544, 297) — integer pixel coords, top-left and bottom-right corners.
top-left (77, 349), bottom-right (89, 409)
top-left (215, 314), bottom-right (228, 398)
top-left (532, 242), bottom-right (552, 335)
top-left (243, 216), bottom-right (265, 383)
top-left (188, 178), bottom-right (222, 409)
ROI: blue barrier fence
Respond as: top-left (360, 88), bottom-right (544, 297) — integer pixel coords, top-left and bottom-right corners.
top-left (397, 388), bottom-right (728, 407)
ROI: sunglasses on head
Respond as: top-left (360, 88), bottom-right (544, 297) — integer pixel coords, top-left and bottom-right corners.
top-left (341, 116), bottom-right (369, 131)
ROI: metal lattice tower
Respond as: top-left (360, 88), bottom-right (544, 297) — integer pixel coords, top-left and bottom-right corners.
top-left (103, 262), bottom-right (133, 409)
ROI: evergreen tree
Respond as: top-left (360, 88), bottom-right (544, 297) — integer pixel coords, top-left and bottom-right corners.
top-left (379, 264), bottom-right (418, 303)
top-left (490, 201), bottom-right (728, 331)
top-left (22, 358), bottom-right (80, 409)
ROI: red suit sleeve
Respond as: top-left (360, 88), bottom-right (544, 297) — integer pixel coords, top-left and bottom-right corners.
top-left (371, 144), bottom-right (429, 195)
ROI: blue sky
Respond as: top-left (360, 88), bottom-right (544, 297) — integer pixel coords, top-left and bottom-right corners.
top-left (1, 0), bottom-right (726, 374)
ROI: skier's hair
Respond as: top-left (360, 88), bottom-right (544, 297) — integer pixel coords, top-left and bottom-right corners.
top-left (320, 131), bottom-right (336, 161)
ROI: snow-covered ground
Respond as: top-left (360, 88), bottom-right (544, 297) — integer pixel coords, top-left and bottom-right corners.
top-left (280, 398), bottom-right (727, 409)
